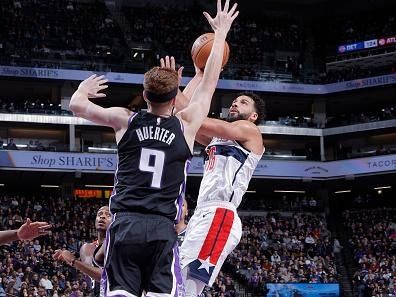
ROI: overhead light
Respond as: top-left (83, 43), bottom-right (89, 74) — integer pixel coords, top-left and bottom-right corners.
top-left (16, 144), bottom-right (27, 148)
top-left (133, 52), bottom-right (138, 58)
top-left (373, 186), bottom-right (391, 190)
top-left (0, 184), bottom-right (4, 187)
top-left (334, 190), bottom-right (351, 194)
top-left (245, 190), bottom-right (256, 193)
top-left (85, 184), bottom-right (113, 188)
top-left (88, 147), bottom-right (117, 153)
top-left (274, 190), bottom-right (306, 194)
top-left (41, 185), bottom-right (60, 188)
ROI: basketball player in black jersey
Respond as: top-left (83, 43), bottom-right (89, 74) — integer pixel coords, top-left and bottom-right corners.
top-left (68, 1), bottom-right (238, 296)
top-left (53, 206), bottom-right (112, 297)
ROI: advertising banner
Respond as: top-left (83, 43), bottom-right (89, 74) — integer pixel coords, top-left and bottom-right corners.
top-left (337, 35), bottom-right (396, 53)
top-left (266, 283), bottom-right (340, 297)
top-left (363, 39), bottom-right (378, 48)
top-left (378, 35), bottom-right (396, 46)
top-left (1, 66), bottom-right (396, 94)
top-left (0, 151), bottom-right (116, 171)
top-left (0, 151), bottom-right (395, 178)
top-left (337, 42), bottom-right (365, 53)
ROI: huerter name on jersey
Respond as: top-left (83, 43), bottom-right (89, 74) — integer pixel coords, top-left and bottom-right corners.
top-left (136, 126), bottom-right (176, 145)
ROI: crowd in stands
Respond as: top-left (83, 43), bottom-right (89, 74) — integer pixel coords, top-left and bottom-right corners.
top-left (2, 97), bottom-right (394, 130)
top-left (0, 1), bottom-right (307, 81)
top-left (0, 191), bottom-right (334, 297)
top-left (326, 103), bottom-right (396, 128)
top-left (319, 64), bottom-right (396, 84)
top-left (0, 188), bottom-right (395, 297)
top-left (343, 208), bottom-right (396, 297)
top-left (326, 13), bottom-right (396, 54)
top-left (1, 1), bottom-right (395, 83)
top-left (0, 0), bottom-right (126, 69)
top-left (0, 98), bottom-right (68, 115)
top-left (266, 102), bottom-right (396, 130)
top-left (222, 213), bottom-right (337, 295)
top-left (202, 272), bottom-right (238, 297)
top-left (240, 194), bottom-right (321, 213)
top-left (123, 4), bottom-right (305, 78)
top-left (0, 192), bottom-right (104, 297)
top-left (0, 138), bottom-right (53, 152)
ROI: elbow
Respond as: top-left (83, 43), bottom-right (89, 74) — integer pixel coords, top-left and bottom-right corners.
top-left (68, 101), bottom-right (77, 113)
top-left (68, 102), bottom-right (80, 116)
top-left (69, 95), bottom-right (84, 116)
top-left (69, 88), bottom-right (90, 116)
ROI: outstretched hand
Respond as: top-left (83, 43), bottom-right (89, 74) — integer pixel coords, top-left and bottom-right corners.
top-left (17, 218), bottom-right (51, 241)
top-left (203, 0), bottom-right (239, 37)
top-left (53, 249), bottom-right (76, 266)
top-left (160, 56), bottom-right (184, 85)
top-left (78, 74), bottom-right (109, 99)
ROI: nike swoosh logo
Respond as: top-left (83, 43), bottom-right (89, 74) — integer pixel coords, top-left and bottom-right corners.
top-left (202, 212), bottom-right (211, 218)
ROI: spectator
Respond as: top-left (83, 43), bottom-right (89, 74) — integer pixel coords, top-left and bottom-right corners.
top-left (39, 273), bottom-right (53, 294)
top-left (344, 209), bottom-right (396, 296)
top-left (309, 197), bottom-right (318, 209)
top-left (333, 238), bottom-right (343, 254)
top-left (6, 138), bottom-right (17, 150)
top-left (270, 251), bottom-right (281, 263)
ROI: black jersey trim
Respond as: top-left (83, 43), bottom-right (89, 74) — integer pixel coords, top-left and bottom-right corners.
top-left (235, 140), bottom-right (251, 153)
top-left (229, 159), bottom-right (246, 202)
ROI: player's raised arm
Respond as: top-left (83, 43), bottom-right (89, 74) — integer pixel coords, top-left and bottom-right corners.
top-left (159, 55), bottom-right (202, 114)
top-left (69, 74), bottom-right (131, 132)
top-left (177, 0), bottom-right (239, 150)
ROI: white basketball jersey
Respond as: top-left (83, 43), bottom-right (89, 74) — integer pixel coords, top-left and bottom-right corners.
top-left (197, 137), bottom-right (264, 208)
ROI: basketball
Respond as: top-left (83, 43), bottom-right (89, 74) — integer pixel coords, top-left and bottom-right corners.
top-left (191, 33), bottom-right (230, 70)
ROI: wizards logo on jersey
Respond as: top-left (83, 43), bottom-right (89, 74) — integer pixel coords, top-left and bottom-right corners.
top-left (188, 208), bottom-right (234, 284)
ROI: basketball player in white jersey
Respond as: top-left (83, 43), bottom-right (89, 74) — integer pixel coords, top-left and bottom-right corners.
top-left (163, 59), bottom-right (265, 297)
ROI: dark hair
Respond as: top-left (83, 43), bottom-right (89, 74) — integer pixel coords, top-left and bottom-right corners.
top-left (236, 92), bottom-right (266, 124)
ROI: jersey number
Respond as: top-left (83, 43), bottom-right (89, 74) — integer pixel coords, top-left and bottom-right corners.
top-left (139, 148), bottom-right (165, 188)
top-left (206, 146), bottom-right (216, 171)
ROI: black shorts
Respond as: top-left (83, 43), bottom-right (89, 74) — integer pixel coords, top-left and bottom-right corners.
top-left (102, 213), bottom-right (184, 297)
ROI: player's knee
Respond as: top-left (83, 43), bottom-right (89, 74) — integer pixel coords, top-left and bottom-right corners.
top-left (184, 277), bottom-right (206, 297)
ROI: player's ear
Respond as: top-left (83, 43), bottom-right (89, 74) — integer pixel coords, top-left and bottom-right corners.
top-left (250, 112), bottom-right (258, 122)
top-left (142, 91), bottom-right (149, 103)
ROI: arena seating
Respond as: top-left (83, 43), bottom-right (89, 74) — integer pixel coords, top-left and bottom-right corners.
top-left (0, 0), bottom-right (126, 69)
top-left (343, 208), bottom-right (396, 297)
top-left (0, 192), bottom-right (105, 296)
top-left (208, 213), bottom-right (337, 296)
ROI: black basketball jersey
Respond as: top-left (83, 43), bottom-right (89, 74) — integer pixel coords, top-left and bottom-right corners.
top-left (91, 243), bottom-right (101, 297)
top-left (110, 112), bottom-right (192, 223)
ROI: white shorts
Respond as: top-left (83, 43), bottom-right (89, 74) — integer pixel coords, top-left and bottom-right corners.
top-left (180, 201), bottom-right (242, 286)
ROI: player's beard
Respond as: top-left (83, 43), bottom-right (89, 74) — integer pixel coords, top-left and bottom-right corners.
top-left (226, 112), bottom-right (248, 122)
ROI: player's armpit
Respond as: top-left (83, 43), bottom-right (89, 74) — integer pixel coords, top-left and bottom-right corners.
top-left (195, 132), bottom-right (212, 146)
